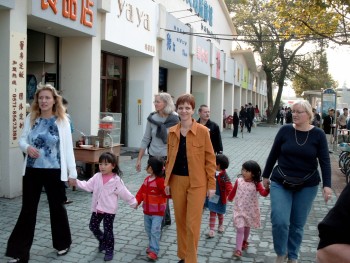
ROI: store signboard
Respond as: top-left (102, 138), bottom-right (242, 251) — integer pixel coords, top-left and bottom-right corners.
top-left (192, 36), bottom-right (210, 75)
top-left (29, 0), bottom-right (97, 36)
top-left (211, 47), bottom-right (224, 80)
top-left (160, 13), bottom-right (190, 67)
top-left (104, 0), bottom-right (158, 56)
top-left (9, 32), bottom-right (27, 148)
top-left (321, 88), bottom-right (337, 118)
top-left (225, 57), bottom-right (234, 84)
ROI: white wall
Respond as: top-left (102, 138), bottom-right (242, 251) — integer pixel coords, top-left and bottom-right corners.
top-left (167, 68), bottom-right (191, 100)
top-left (210, 80), bottom-right (224, 129)
top-left (127, 56), bottom-right (158, 148)
top-left (60, 36), bottom-right (101, 141)
top-left (0, 0), bottom-right (28, 198)
top-left (234, 86), bottom-right (241, 109)
top-left (192, 75), bottom-right (210, 118)
top-left (224, 83), bottom-right (234, 115)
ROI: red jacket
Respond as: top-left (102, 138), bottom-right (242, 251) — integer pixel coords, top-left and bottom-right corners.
top-left (135, 176), bottom-right (167, 216)
top-left (217, 170), bottom-right (233, 204)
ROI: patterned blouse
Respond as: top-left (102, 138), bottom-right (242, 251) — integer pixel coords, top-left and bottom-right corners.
top-left (26, 116), bottom-right (60, 169)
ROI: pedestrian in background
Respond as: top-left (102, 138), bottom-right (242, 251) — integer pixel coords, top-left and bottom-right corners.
top-left (6, 83), bottom-right (77, 263)
top-left (285, 107), bottom-right (293, 124)
top-left (205, 154), bottom-right (233, 239)
top-left (239, 105), bottom-right (247, 133)
top-left (232, 109), bottom-right (240, 138)
top-left (262, 100), bottom-right (332, 263)
top-left (135, 157), bottom-right (167, 261)
top-left (71, 152), bottom-right (137, 261)
top-left (228, 160), bottom-right (270, 259)
top-left (197, 104), bottom-right (223, 154)
top-left (165, 94), bottom-right (216, 263)
top-left (337, 107), bottom-right (348, 129)
top-left (312, 108), bottom-right (321, 128)
top-left (135, 92), bottom-right (179, 228)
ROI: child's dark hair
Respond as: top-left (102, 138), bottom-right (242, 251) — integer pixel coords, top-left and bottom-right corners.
top-left (242, 160), bottom-right (261, 183)
top-left (98, 152), bottom-right (122, 176)
top-left (216, 154), bottom-right (229, 170)
top-left (147, 157), bottom-right (165, 177)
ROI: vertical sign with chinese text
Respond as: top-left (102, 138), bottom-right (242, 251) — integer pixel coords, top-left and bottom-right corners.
top-left (9, 32), bottom-right (27, 147)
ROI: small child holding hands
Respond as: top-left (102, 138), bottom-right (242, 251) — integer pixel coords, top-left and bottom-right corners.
top-left (70, 152), bottom-right (137, 261)
top-left (135, 157), bottom-right (168, 261)
top-left (228, 160), bottom-right (270, 258)
top-left (205, 154), bottom-right (233, 238)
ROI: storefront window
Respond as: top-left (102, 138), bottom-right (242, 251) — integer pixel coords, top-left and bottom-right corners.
top-left (100, 52), bottom-right (127, 143)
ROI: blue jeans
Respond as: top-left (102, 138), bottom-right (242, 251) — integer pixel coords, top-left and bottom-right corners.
top-left (144, 215), bottom-right (163, 255)
top-left (270, 181), bottom-right (318, 260)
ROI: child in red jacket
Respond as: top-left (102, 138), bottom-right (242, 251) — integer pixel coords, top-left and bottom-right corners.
top-left (205, 154), bottom-right (233, 238)
top-left (135, 157), bottom-right (167, 261)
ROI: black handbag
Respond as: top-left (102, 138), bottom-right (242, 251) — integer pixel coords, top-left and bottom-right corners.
top-left (277, 166), bottom-right (316, 191)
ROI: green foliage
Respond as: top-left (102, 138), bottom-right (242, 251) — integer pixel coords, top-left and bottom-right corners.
top-left (292, 49), bottom-right (338, 96)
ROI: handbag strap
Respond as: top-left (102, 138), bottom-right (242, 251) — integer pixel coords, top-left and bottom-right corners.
top-left (277, 166), bottom-right (316, 180)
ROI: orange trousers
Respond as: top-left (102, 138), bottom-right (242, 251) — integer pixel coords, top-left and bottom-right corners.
top-left (169, 175), bottom-right (207, 263)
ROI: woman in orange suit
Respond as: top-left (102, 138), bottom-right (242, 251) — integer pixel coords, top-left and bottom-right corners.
top-left (165, 94), bottom-right (216, 263)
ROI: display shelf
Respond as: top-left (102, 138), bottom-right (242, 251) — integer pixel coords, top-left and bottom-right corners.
top-left (99, 112), bottom-right (122, 144)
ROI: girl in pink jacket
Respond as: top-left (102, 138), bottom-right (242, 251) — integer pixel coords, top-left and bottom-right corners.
top-left (73, 152), bottom-right (137, 261)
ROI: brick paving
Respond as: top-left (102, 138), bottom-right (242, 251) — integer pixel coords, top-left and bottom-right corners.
top-left (0, 125), bottom-right (345, 263)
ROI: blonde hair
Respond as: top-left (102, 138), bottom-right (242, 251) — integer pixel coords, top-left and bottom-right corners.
top-left (292, 100), bottom-right (313, 123)
top-left (30, 83), bottom-right (66, 126)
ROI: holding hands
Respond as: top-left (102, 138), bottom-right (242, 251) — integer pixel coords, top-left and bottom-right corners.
top-left (68, 178), bottom-right (77, 187)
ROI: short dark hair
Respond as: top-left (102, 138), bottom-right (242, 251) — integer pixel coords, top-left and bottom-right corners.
top-left (198, 104), bottom-right (208, 113)
top-left (62, 98), bottom-right (68, 106)
top-left (147, 157), bottom-right (165, 177)
top-left (242, 160), bottom-right (261, 183)
top-left (98, 152), bottom-right (122, 176)
top-left (344, 108), bottom-right (348, 111)
top-left (216, 154), bottom-right (229, 170)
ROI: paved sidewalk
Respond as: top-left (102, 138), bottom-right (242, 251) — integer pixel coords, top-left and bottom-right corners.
top-left (0, 125), bottom-right (343, 263)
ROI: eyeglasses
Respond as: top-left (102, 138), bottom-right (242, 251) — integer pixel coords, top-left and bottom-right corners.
top-left (291, 111), bottom-right (306, 114)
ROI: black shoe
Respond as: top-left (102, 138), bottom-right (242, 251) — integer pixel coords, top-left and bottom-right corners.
top-left (164, 221), bottom-right (171, 226)
top-left (63, 200), bottom-right (73, 205)
top-left (178, 260), bottom-right (185, 263)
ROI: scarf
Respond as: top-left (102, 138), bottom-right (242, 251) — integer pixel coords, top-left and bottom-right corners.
top-left (147, 112), bottom-right (179, 144)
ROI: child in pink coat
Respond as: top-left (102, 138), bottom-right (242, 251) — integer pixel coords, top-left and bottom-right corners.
top-left (228, 160), bottom-right (270, 259)
top-left (71, 152), bottom-right (137, 261)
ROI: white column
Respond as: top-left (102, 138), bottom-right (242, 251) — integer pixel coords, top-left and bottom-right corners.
top-left (127, 56), bottom-right (158, 148)
top-left (210, 80), bottom-right (224, 129)
top-left (60, 35), bottom-right (101, 141)
top-left (0, 0), bottom-right (28, 198)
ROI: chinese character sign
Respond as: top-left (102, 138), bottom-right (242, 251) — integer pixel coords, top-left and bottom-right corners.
top-left (9, 32), bottom-right (27, 148)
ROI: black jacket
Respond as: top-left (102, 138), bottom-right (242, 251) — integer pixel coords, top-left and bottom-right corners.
top-left (197, 118), bottom-right (223, 154)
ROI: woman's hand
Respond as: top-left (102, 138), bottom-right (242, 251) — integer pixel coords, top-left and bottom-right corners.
top-left (68, 178), bottom-right (76, 187)
top-left (27, 146), bottom-right (40, 159)
top-left (263, 178), bottom-right (270, 190)
top-left (135, 159), bottom-right (141, 172)
top-left (207, 189), bottom-right (215, 199)
top-left (323, 186), bottom-right (333, 203)
top-left (165, 186), bottom-right (171, 196)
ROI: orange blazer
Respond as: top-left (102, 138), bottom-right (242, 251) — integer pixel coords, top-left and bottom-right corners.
top-left (165, 119), bottom-right (216, 190)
